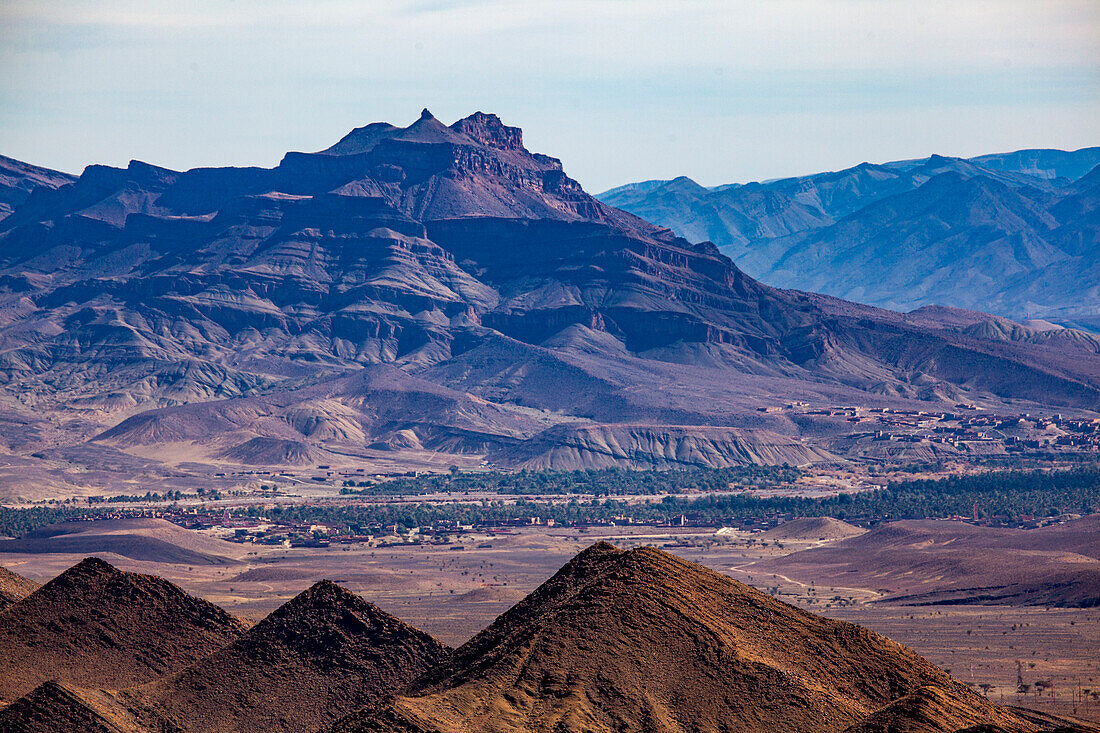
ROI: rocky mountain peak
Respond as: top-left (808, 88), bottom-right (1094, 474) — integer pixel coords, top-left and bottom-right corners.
top-left (329, 542), bottom-right (1047, 733)
top-left (131, 579), bottom-right (452, 732)
top-left (0, 155), bottom-right (75, 221)
top-left (265, 578), bottom-right (389, 624)
top-left (1, 120), bottom-right (1099, 478)
top-left (34, 556), bottom-right (139, 598)
top-left (232, 579), bottom-right (450, 670)
top-left (0, 557), bottom-right (246, 701)
top-left (66, 555), bottom-right (118, 578)
top-left (0, 565), bottom-right (40, 611)
top-left (396, 109), bottom-right (469, 145)
top-left (450, 111), bottom-right (525, 151)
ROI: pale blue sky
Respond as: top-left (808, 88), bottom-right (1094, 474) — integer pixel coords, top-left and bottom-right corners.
top-left (1, 0), bottom-right (1098, 191)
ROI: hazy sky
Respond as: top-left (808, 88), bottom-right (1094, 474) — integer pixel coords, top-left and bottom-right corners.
top-left (2, 0), bottom-right (1098, 192)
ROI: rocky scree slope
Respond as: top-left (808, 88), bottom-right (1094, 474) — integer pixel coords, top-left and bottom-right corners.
top-left (0, 557), bottom-right (246, 703)
top-left (328, 542), bottom-right (1051, 733)
top-left (121, 579), bottom-right (451, 733)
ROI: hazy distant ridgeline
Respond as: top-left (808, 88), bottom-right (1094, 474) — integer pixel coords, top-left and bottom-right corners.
top-left (598, 148), bottom-right (1100, 332)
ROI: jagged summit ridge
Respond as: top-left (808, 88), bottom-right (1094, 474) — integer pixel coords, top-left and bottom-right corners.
top-left (323, 110), bottom-right (527, 157)
top-left (452, 111), bottom-right (525, 151)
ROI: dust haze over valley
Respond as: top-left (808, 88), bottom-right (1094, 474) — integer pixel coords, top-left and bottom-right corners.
top-left (2, 1), bottom-right (1100, 728)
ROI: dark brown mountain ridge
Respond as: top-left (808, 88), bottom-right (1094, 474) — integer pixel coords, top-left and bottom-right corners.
top-left (0, 557), bottom-right (246, 703)
top-left (0, 566), bottom-right (452, 732)
top-left (0, 679), bottom-right (143, 733)
top-left (119, 579), bottom-right (452, 733)
top-left (2, 547), bottom-right (1092, 733)
top-left (0, 564), bottom-right (38, 611)
top-left (329, 542), bottom-right (1081, 733)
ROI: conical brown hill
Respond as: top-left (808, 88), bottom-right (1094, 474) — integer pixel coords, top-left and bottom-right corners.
top-left (762, 516), bottom-right (866, 542)
top-left (330, 542), bottom-right (1045, 733)
top-left (123, 580), bottom-right (451, 733)
top-left (0, 680), bottom-right (145, 733)
top-left (0, 557), bottom-right (246, 703)
top-left (0, 564), bottom-right (39, 611)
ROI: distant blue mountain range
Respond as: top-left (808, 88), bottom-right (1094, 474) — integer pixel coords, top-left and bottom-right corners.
top-left (598, 148), bottom-right (1100, 331)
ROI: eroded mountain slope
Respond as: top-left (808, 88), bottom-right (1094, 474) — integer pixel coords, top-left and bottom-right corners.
top-left (1, 114), bottom-right (1098, 474)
